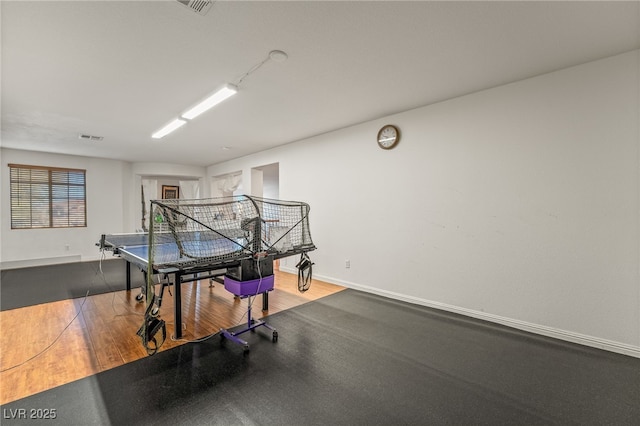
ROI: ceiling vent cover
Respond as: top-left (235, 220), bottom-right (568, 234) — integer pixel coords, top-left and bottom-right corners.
top-left (176, 0), bottom-right (213, 16)
top-left (79, 134), bottom-right (104, 142)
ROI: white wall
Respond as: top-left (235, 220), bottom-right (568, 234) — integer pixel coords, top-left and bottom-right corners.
top-left (2, 51), bottom-right (637, 357)
top-left (129, 162), bottom-right (206, 233)
top-left (208, 51), bottom-right (640, 356)
top-left (0, 149), bottom-right (128, 267)
top-left (0, 154), bottom-right (207, 267)
top-left (261, 162), bottom-right (280, 199)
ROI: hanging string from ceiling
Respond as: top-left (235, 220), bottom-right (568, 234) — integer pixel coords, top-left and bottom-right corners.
top-left (234, 50), bottom-right (288, 88)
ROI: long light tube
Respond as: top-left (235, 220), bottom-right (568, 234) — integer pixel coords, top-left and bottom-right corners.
top-left (151, 118), bottom-right (187, 139)
top-left (181, 84), bottom-right (238, 120)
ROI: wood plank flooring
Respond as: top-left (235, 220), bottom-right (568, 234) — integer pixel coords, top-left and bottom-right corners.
top-left (0, 268), bottom-right (344, 405)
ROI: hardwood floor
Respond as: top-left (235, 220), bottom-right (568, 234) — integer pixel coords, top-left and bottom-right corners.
top-left (0, 269), bottom-right (344, 405)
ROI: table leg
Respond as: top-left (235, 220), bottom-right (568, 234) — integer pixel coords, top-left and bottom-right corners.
top-left (126, 261), bottom-right (131, 291)
top-left (174, 272), bottom-right (183, 339)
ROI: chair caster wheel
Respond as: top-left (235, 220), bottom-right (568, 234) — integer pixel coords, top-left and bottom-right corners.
top-left (272, 331), bottom-right (278, 343)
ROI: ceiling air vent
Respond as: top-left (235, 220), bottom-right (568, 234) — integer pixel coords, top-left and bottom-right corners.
top-left (78, 134), bottom-right (104, 142)
top-left (176, 0), bottom-right (213, 16)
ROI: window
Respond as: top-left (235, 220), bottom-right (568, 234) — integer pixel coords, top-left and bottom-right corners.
top-left (9, 164), bottom-right (86, 229)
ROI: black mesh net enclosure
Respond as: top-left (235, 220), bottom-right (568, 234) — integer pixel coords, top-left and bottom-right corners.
top-left (148, 195), bottom-right (315, 270)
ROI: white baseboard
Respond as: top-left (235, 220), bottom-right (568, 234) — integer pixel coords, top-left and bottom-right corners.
top-left (285, 268), bottom-right (640, 359)
top-left (0, 255), bottom-right (82, 270)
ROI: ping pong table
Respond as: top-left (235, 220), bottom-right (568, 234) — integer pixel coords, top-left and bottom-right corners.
top-left (99, 231), bottom-right (272, 339)
top-left (100, 195), bottom-right (316, 354)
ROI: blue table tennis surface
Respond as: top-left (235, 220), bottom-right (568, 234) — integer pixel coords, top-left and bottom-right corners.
top-left (111, 237), bottom-right (249, 272)
top-left (103, 230), bottom-right (315, 273)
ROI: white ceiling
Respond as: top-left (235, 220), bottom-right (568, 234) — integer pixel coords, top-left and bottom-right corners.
top-left (2, 1), bottom-right (639, 167)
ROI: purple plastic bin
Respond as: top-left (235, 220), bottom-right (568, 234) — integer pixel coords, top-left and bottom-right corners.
top-left (224, 275), bottom-right (274, 297)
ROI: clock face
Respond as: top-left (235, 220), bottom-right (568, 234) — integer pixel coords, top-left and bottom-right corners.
top-left (377, 125), bottom-right (399, 149)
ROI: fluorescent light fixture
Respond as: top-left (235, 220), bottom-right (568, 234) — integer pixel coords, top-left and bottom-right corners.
top-left (151, 83), bottom-right (236, 139)
top-left (152, 118), bottom-right (187, 139)
top-left (181, 84), bottom-right (238, 120)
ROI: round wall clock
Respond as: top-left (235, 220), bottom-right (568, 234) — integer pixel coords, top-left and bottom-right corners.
top-left (377, 125), bottom-right (400, 149)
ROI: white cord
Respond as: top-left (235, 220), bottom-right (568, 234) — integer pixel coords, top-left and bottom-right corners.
top-left (234, 55), bottom-right (272, 88)
top-left (98, 250), bottom-right (146, 318)
top-left (0, 290), bottom-right (90, 373)
top-left (170, 330), bottom-right (221, 344)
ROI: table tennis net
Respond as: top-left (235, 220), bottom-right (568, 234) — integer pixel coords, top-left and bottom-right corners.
top-left (149, 195), bottom-right (315, 267)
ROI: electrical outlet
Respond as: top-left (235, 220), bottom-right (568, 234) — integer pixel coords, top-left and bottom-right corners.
top-left (345, 260), bottom-right (350, 269)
